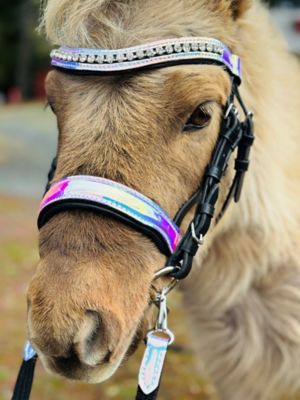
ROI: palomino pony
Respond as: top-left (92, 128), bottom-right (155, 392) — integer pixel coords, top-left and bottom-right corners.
top-left (26, 0), bottom-right (300, 399)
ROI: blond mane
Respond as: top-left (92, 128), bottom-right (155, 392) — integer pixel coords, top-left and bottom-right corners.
top-left (39, 0), bottom-right (238, 48)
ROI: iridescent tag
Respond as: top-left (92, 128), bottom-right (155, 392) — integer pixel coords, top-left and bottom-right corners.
top-left (138, 331), bottom-right (170, 395)
top-left (139, 285), bottom-right (174, 395)
top-left (23, 341), bottom-right (37, 362)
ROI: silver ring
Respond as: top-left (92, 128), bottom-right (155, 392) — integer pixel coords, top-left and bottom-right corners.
top-left (224, 103), bottom-right (234, 119)
top-left (191, 222), bottom-right (204, 246)
top-left (147, 329), bottom-right (175, 345)
top-left (154, 266), bottom-right (178, 279)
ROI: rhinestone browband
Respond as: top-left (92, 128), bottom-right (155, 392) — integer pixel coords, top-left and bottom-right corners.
top-left (50, 37), bottom-right (241, 81)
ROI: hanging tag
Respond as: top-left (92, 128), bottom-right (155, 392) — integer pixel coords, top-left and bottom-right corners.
top-left (23, 341), bottom-right (37, 362)
top-left (138, 331), bottom-right (171, 395)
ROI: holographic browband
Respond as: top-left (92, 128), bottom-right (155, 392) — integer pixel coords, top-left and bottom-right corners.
top-left (50, 37), bottom-right (241, 81)
top-left (38, 176), bottom-right (181, 255)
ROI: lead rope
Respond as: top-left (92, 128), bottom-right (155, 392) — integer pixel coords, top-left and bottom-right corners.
top-left (10, 158), bottom-right (58, 400)
top-left (136, 388), bottom-right (160, 400)
top-left (11, 343), bottom-right (37, 400)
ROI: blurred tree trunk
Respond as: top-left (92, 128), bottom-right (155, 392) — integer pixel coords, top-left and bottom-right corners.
top-left (16, 0), bottom-right (33, 99)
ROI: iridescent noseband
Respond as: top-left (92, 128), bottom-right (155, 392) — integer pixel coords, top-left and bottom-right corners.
top-left (38, 175), bottom-right (181, 255)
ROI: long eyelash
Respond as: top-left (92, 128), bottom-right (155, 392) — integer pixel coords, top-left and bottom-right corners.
top-left (199, 101), bottom-right (214, 116)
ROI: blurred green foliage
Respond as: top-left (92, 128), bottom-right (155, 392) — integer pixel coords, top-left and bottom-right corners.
top-left (0, 0), bottom-right (50, 98)
top-left (270, 0), bottom-right (300, 4)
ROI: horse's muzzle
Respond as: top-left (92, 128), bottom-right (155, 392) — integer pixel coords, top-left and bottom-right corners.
top-left (27, 306), bottom-right (131, 383)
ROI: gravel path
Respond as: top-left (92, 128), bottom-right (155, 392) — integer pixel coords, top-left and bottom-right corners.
top-left (0, 103), bottom-right (57, 198)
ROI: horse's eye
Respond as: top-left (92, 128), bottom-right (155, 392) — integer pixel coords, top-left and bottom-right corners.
top-left (183, 103), bottom-right (212, 132)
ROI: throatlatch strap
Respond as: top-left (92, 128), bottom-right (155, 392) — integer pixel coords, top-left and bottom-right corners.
top-left (11, 357), bottom-right (37, 400)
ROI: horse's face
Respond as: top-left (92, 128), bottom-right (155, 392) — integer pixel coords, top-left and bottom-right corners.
top-left (27, 65), bottom-right (231, 382)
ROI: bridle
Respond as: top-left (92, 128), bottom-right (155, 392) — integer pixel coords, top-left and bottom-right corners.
top-left (12, 36), bottom-right (254, 400)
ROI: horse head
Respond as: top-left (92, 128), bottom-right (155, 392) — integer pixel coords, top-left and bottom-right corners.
top-left (27, 0), bottom-right (251, 383)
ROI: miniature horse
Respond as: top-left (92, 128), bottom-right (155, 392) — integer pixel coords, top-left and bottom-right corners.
top-left (27, 0), bottom-right (300, 399)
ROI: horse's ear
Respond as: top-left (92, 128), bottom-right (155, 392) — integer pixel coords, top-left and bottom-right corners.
top-left (211, 0), bottom-right (252, 19)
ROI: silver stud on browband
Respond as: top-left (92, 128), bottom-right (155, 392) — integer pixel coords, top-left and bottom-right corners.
top-left (51, 39), bottom-right (225, 65)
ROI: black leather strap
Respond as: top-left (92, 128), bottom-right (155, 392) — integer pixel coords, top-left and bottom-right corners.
top-left (167, 84), bottom-right (254, 280)
top-left (136, 386), bottom-right (160, 400)
top-left (11, 356), bottom-right (37, 400)
top-left (44, 157), bottom-right (57, 194)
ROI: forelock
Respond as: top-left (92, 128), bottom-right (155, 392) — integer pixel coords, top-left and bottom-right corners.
top-left (39, 0), bottom-right (235, 49)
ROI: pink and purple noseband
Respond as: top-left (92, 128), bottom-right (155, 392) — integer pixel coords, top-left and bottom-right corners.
top-left (38, 176), bottom-right (181, 255)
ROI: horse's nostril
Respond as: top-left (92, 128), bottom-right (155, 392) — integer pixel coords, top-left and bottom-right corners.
top-left (101, 350), bottom-right (112, 364)
top-left (83, 310), bottom-right (102, 347)
top-left (74, 309), bottom-right (111, 367)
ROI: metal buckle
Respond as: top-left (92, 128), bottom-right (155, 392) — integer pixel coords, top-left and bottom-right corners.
top-left (191, 222), bottom-right (204, 246)
top-left (225, 103), bottom-right (239, 119)
top-left (152, 287), bottom-right (175, 345)
top-left (154, 266), bottom-right (178, 279)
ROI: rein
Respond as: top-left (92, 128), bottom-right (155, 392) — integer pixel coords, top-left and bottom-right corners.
top-left (11, 36), bottom-right (254, 400)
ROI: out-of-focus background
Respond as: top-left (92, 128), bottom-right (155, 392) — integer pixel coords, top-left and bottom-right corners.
top-left (0, 1), bottom-right (299, 399)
